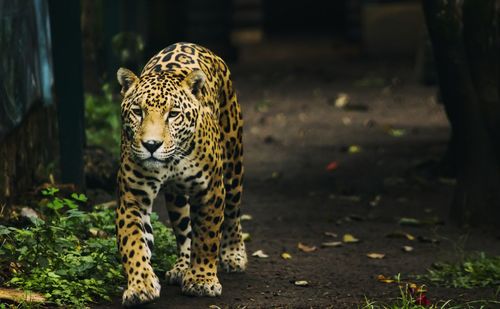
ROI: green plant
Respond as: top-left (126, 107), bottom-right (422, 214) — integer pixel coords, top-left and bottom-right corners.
top-left (362, 297), bottom-right (500, 309)
top-left (85, 83), bottom-right (121, 155)
top-left (361, 293), bottom-right (447, 309)
top-left (424, 252), bottom-right (500, 289)
top-left (0, 304), bottom-right (26, 309)
top-left (0, 189), bottom-right (177, 307)
top-left (361, 274), bottom-right (435, 309)
top-left (361, 273), bottom-right (500, 309)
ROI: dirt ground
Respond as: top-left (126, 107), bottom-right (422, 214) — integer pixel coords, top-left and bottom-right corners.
top-left (98, 39), bottom-right (500, 308)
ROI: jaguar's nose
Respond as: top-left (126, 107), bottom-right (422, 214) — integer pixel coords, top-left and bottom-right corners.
top-left (142, 140), bottom-right (163, 153)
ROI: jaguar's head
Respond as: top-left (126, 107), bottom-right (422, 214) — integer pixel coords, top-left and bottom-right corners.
top-left (117, 67), bottom-right (205, 170)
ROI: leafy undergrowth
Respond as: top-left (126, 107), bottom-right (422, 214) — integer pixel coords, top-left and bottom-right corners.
top-left (424, 253), bottom-right (500, 289)
top-left (363, 254), bottom-right (500, 309)
top-left (362, 276), bottom-right (499, 309)
top-left (85, 83), bottom-right (121, 156)
top-left (363, 295), bottom-right (499, 309)
top-left (0, 188), bottom-right (176, 307)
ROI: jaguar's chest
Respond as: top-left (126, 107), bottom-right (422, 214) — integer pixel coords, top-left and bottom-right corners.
top-left (162, 162), bottom-right (211, 194)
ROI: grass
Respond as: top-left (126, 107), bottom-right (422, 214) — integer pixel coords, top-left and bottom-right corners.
top-left (424, 252), bottom-right (500, 289)
top-left (362, 297), bottom-right (500, 309)
top-left (361, 274), bottom-right (441, 309)
top-left (362, 252), bottom-right (500, 309)
top-left (0, 188), bottom-right (177, 307)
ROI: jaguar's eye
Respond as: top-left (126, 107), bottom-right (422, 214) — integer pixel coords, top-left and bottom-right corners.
top-left (169, 111), bottom-right (180, 118)
top-left (132, 107), bottom-right (142, 117)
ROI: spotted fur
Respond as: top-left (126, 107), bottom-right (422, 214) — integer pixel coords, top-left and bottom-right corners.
top-left (116, 42), bottom-right (246, 306)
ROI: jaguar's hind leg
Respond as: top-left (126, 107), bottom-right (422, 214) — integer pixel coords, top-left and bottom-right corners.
top-left (219, 96), bottom-right (247, 273)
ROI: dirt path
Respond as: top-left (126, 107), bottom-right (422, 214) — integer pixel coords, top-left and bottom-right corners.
top-left (98, 43), bottom-right (500, 308)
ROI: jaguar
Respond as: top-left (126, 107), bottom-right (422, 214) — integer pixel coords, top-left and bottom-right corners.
top-left (115, 42), bottom-right (246, 306)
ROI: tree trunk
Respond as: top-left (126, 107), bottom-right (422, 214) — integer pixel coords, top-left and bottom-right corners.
top-left (49, 0), bottom-right (85, 189)
top-left (423, 0), bottom-right (500, 226)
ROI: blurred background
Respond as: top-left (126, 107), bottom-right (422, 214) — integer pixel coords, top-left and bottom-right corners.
top-left (2, 0), bottom-right (498, 224)
top-left (2, 0), bottom-right (500, 233)
top-left (0, 0), bottom-right (436, 201)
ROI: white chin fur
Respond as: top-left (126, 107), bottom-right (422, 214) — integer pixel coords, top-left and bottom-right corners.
top-left (140, 159), bottom-right (164, 170)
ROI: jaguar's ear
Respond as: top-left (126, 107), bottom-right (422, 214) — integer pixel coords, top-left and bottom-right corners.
top-left (183, 69), bottom-right (206, 99)
top-left (117, 67), bottom-right (139, 96)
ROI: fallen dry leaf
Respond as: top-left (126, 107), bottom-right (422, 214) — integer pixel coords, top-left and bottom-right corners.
top-left (386, 231), bottom-right (415, 241)
top-left (348, 145), bottom-right (361, 153)
top-left (294, 280), bottom-right (309, 287)
top-left (334, 93), bottom-right (350, 108)
top-left (325, 161), bottom-right (339, 171)
top-left (240, 214), bottom-right (253, 221)
top-left (324, 232), bottom-right (338, 238)
top-left (388, 128), bottom-right (406, 137)
top-left (242, 232), bottom-right (251, 242)
top-left (402, 245), bottom-right (414, 252)
top-left (377, 274), bottom-right (395, 283)
top-left (297, 242), bottom-right (317, 252)
top-left (252, 250), bottom-right (269, 258)
top-left (281, 252), bottom-right (292, 260)
top-left (321, 241), bottom-right (342, 248)
top-left (366, 252), bottom-right (385, 259)
top-left (406, 233), bottom-right (415, 241)
top-left (342, 234), bottom-right (360, 243)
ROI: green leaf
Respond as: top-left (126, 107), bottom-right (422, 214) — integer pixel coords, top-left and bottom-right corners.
top-left (71, 193), bottom-right (88, 202)
top-left (398, 217), bottom-right (422, 226)
top-left (63, 198), bottom-right (79, 209)
top-left (47, 198), bottom-right (64, 210)
top-left (0, 225), bottom-right (11, 235)
top-left (41, 187), bottom-right (60, 196)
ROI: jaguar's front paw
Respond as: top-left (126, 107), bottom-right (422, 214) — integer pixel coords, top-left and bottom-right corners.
top-left (181, 273), bottom-right (222, 297)
top-left (122, 272), bottom-right (161, 307)
top-left (165, 262), bottom-right (188, 285)
top-left (220, 241), bottom-right (247, 273)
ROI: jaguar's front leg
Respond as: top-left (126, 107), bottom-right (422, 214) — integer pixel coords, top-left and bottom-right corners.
top-left (164, 190), bottom-right (192, 285)
top-left (181, 178), bottom-right (225, 297)
top-left (117, 168), bottom-right (161, 306)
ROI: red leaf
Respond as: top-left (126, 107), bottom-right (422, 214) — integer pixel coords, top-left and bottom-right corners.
top-left (326, 161), bottom-right (339, 171)
top-left (415, 294), bottom-right (430, 306)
